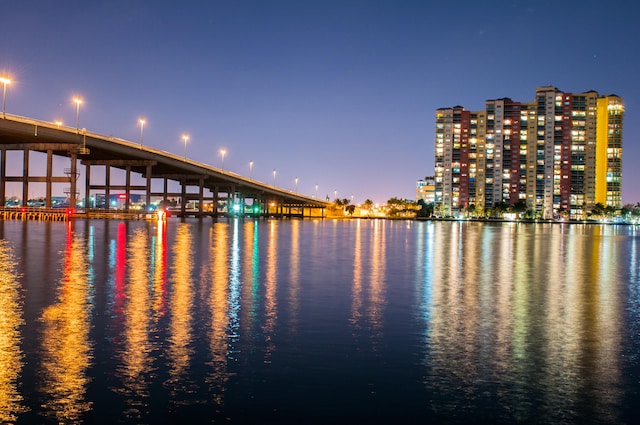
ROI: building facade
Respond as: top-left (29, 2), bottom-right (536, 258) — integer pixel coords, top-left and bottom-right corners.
top-left (434, 86), bottom-right (624, 218)
top-left (416, 176), bottom-right (435, 203)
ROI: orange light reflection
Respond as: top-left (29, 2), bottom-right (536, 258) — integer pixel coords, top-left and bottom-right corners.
top-left (40, 226), bottom-right (92, 423)
top-left (0, 240), bottom-right (27, 422)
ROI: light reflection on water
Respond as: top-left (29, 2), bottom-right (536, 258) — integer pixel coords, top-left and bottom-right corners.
top-left (39, 224), bottom-right (93, 424)
top-left (0, 219), bottom-right (638, 424)
top-left (165, 223), bottom-right (195, 399)
top-left (0, 240), bottom-right (27, 422)
top-left (117, 227), bottom-right (153, 417)
top-left (422, 223), bottom-right (625, 423)
top-left (206, 221), bottom-right (234, 407)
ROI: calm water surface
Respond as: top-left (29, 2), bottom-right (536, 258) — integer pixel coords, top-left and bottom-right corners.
top-left (1, 218), bottom-right (639, 424)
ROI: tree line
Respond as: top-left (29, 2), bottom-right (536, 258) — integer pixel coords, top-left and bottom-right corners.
top-left (328, 197), bottom-right (640, 220)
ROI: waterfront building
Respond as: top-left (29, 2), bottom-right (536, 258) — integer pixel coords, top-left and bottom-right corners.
top-left (434, 86), bottom-right (624, 218)
top-left (416, 176), bottom-right (435, 203)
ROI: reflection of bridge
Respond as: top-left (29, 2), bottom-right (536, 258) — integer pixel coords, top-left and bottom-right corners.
top-left (0, 115), bottom-right (329, 218)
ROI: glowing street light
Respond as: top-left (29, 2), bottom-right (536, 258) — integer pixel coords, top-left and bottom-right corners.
top-left (249, 160), bottom-right (254, 179)
top-left (220, 148), bottom-right (226, 170)
top-left (273, 169), bottom-right (277, 186)
top-left (0, 77), bottom-right (11, 119)
top-left (139, 118), bottom-right (146, 148)
top-left (295, 177), bottom-right (298, 192)
top-left (73, 97), bottom-right (83, 133)
top-left (182, 134), bottom-right (189, 160)
top-left (54, 120), bottom-right (63, 128)
top-left (315, 184), bottom-right (318, 198)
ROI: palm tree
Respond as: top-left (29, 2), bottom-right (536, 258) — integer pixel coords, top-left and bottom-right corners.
top-left (591, 202), bottom-right (605, 217)
top-left (493, 201), bottom-right (509, 218)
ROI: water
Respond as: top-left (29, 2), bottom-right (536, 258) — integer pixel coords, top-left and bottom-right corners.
top-left (1, 218), bottom-right (640, 424)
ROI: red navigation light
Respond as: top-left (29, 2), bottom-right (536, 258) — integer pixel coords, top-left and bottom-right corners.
top-left (20, 208), bottom-right (26, 212)
top-left (118, 194), bottom-right (127, 199)
top-left (67, 208), bottom-right (74, 216)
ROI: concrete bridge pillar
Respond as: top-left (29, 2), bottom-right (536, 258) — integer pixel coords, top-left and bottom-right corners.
top-left (85, 164), bottom-right (91, 208)
top-left (125, 166), bottom-right (131, 212)
top-left (213, 187), bottom-right (219, 215)
top-left (180, 177), bottom-right (186, 215)
top-left (0, 148), bottom-right (5, 205)
top-left (46, 150), bottom-right (53, 208)
top-left (69, 151), bottom-right (77, 208)
top-left (163, 178), bottom-right (168, 203)
top-left (22, 149), bottom-right (29, 206)
top-left (146, 164), bottom-right (152, 210)
top-left (199, 176), bottom-right (204, 213)
top-left (105, 164), bottom-right (111, 210)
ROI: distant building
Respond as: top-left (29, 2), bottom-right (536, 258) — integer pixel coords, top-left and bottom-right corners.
top-left (434, 86), bottom-right (624, 218)
top-left (416, 176), bottom-right (435, 203)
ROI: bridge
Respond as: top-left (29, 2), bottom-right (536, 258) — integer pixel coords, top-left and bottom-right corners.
top-left (0, 114), bottom-right (329, 218)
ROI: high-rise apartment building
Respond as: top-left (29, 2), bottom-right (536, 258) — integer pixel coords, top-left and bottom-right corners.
top-left (434, 86), bottom-right (624, 219)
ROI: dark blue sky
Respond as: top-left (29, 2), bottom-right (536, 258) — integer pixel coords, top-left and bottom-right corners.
top-left (2, 0), bottom-right (639, 204)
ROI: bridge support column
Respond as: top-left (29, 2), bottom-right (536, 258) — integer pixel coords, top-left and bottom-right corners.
top-left (46, 150), bottom-right (53, 208)
top-left (0, 148), bottom-right (5, 205)
top-left (85, 164), bottom-right (91, 208)
top-left (163, 178), bottom-right (168, 203)
top-left (105, 164), bottom-right (111, 210)
top-left (199, 176), bottom-right (204, 213)
top-left (22, 149), bottom-right (29, 207)
top-left (230, 185), bottom-right (236, 214)
top-left (213, 187), bottom-right (219, 215)
top-left (180, 177), bottom-right (186, 215)
top-left (146, 164), bottom-right (152, 210)
top-left (125, 166), bottom-right (131, 212)
top-left (69, 151), bottom-right (77, 209)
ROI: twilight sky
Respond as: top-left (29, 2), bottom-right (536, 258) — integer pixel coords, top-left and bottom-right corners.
top-left (2, 0), bottom-right (639, 205)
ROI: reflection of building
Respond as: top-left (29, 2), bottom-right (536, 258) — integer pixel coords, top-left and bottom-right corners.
top-left (434, 87), bottom-right (624, 218)
top-left (416, 177), bottom-right (435, 203)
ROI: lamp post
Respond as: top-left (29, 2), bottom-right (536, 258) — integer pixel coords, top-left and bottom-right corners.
top-left (315, 184), bottom-right (318, 198)
top-left (139, 118), bottom-right (146, 148)
top-left (0, 77), bottom-right (10, 119)
top-left (295, 177), bottom-right (298, 192)
top-left (249, 160), bottom-right (254, 179)
top-left (73, 97), bottom-right (82, 133)
top-left (220, 149), bottom-right (226, 170)
top-left (182, 134), bottom-right (189, 160)
top-left (55, 120), bottom-right (63, 128)
top-left (273, 169), bottom-right (277, 186)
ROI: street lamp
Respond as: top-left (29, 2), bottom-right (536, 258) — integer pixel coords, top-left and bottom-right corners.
top-left (295, 177), bottom-right (298, 192)
top-left (315, 184), bottom-right (318, 198)
top-left (182, 134), bottom-right (189, 160)
top-left (273, 169), bottom-right (277, 186)
top-left (0, 77), bottom-right (11, 119)
top-left (249, 160), bottom-right (254, 179)
top-left (73, 97), bottom-right (83, 133)
top-left (54, 120), bottom-right (63, 128)
top-left (139, 118), bottom-right (146, 148)
top-left (220, 149), bottom-right (226, 170)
